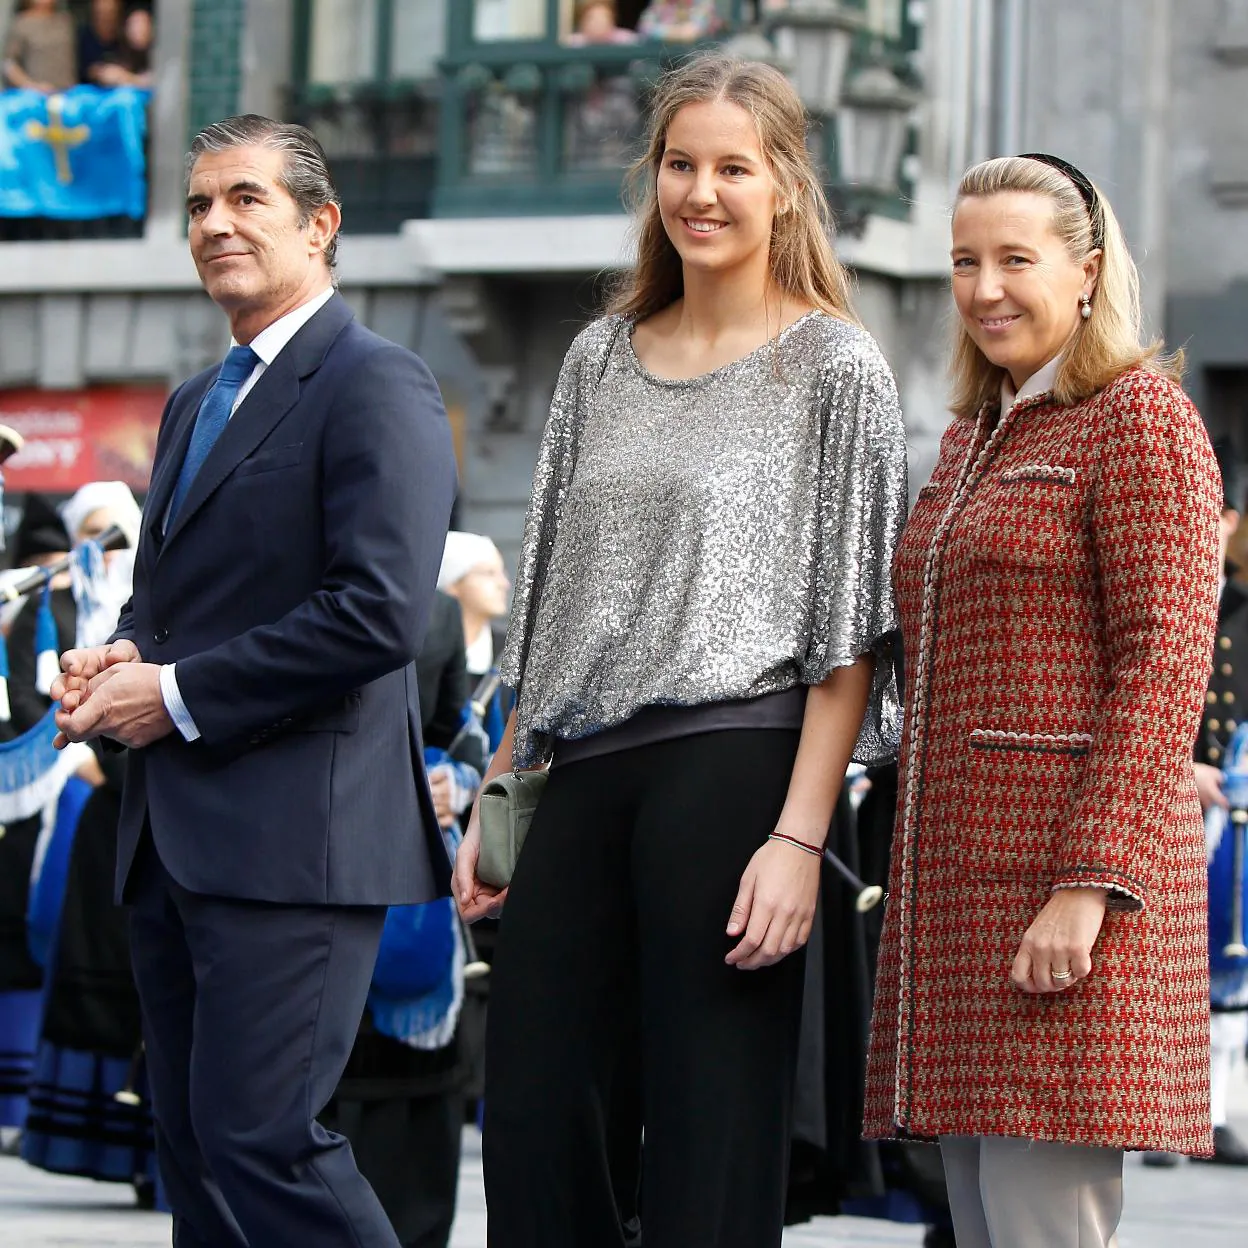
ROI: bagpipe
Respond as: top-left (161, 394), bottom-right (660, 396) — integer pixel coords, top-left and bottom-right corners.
top-left (1212, 724), bottom-right (1248, 978)
top-left (0, 523), bottom-right (129, 824)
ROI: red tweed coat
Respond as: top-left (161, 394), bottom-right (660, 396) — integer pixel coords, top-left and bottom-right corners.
top-left (863, 367), bottom-right (1220, 1153)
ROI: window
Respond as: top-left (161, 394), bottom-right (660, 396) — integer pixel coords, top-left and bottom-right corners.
top-left (391, 0), bottom-right (449, 80)
top-left (473, 0), bottom-right (552, 41)
top-left (308, 0), bottom-right (378, 84)
top-left (865, 0), bottom-right (903, 40)
top-left (306, 0), bottom-right (448, 84)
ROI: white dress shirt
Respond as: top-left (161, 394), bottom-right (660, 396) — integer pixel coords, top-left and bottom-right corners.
top-left (160, 287), bottom-right (335, 742)
top-left (999, 355), bottom-right (1061, 415)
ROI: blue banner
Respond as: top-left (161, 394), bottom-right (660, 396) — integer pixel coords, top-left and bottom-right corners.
top-left (0, 86), bottom-right (149, 220)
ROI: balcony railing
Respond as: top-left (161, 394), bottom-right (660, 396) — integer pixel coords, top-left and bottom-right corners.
top-left (434, 44), bottom-right (672, 218)
top-left (287, 81), bottom-right (439, 234)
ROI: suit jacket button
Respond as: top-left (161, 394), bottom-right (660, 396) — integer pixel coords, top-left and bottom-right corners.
top-left (154, 627), bottom-right (170, 644)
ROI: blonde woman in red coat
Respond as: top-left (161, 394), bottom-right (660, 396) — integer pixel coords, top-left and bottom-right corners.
top-left (864, 154), bottom-right (1221, 1248)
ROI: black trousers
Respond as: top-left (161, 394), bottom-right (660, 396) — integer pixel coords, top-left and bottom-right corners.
top-left (323, 1090), bottom-right (463, 1248)
top-left (483, 730), bottom-right (806, 1248)
top-left (128, 835), bottom-right (397, 1248)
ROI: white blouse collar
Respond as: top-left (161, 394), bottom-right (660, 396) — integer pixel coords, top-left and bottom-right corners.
top-left (1000, 355), bottom-right (1062, 414)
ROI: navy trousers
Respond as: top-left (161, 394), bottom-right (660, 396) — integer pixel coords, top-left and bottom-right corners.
top-left (128, 835), bottom-right (397, 1247)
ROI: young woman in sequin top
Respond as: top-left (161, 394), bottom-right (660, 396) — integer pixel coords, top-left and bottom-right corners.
top-left (454, 56), bottom-right (907, 1247)
top-left (865, 155), bottom-right (1221, 1248)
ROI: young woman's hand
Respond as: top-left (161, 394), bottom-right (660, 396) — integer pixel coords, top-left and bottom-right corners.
top-left (724, 836), bottom-right (821, 970)
top-left (454, 806), bottom-right (508, 922)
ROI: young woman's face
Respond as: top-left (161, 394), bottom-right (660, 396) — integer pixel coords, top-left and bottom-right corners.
top-left (951, 190), bottom-right (1098, 387)
top-left (656, 99), bottom-right (779, 280)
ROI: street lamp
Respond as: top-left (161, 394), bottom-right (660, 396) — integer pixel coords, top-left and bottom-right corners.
top-left (835, 62), bottom-right (920, 197)
top-left (765, 0), bottom-right (866, 114)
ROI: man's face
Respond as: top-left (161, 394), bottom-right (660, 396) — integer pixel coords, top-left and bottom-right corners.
top-left (186, 144), bottom-right (330, 320)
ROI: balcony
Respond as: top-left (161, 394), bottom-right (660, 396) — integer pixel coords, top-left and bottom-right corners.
top-left (288, 0), bottom-right (918, 236)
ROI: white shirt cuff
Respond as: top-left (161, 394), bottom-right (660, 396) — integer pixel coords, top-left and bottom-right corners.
top-left (160, 663), bottom-right (201, 742)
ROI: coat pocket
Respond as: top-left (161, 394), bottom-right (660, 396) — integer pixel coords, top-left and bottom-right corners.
top-left (960, 729), bottom-right (1091, 879)
top-left (967, 477), bottom-right (1083, 569)
top-left (235, 442), bottom-right (304, 478)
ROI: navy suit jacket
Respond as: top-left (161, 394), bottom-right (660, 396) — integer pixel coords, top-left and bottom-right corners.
top-left (113, 294), bottom-right (457, 907)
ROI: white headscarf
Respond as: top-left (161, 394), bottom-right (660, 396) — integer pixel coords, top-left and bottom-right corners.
top-left (437, 531), bottom-right (500, 591)
top-left (61, 482), bottom-right (142, 650)
top-left (60, 481), bottom-right (142, 552)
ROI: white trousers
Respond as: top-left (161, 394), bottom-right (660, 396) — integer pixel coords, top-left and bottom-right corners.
top-left (939, 1135), bottom-right (1124, 1248)
top-left (1210, 1010), bottom-right (1248, 1127)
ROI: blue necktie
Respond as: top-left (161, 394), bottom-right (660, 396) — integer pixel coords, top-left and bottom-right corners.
top-left (168, 345), bottom-right (259, 524)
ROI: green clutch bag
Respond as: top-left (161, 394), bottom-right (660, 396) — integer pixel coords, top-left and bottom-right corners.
top-left (477, 769), bottom-right (548, 888)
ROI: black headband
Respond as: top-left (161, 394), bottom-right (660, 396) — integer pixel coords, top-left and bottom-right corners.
top-left (1018, 152), bottom-right (1104, 250)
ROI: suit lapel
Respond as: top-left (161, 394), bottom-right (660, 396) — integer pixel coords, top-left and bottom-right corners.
top-left (159, 295), bottom-right (355, 554)
top-left (141, 375), bottom-right (212, 560)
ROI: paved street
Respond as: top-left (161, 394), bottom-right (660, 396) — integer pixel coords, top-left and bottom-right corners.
top-left (2, 1087), bottom-right (1246, 1246)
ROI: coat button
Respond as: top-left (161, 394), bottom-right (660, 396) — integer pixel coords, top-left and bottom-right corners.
top-left (1220, 636), bottom-right (1232, 650)
top-left (153, 627), bottom-right (169, 644)
top-left (1225, 691), bottom-right (1236, 704)
top-left (1209, 691), bottom-right (1220, 704)
top-left (1222, 663), bottom-right (1233, 676)
top-left (1210, 747), bottom-right (1223, 761)
top-left (1209, 719), bottom-right (1222, 733)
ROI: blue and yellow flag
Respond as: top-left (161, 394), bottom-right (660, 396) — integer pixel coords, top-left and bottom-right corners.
top-left (0, 86), bottom-right (149, 220)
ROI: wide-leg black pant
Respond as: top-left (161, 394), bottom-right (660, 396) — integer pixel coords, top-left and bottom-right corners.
top-left (483, 729), bottom-right (806, 1248)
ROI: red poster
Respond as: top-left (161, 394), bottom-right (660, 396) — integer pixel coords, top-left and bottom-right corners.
top-left (0, 386), bottom-right (167, 492)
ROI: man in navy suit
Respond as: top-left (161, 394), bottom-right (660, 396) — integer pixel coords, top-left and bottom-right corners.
top-left (52, 115), bottom-right (457, 1246)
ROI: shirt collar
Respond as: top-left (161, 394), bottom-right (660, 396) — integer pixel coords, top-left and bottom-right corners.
top-left (233, 286), bottom-right (335, 366)
top-left (1000, 355), bottom-right (1061, 415)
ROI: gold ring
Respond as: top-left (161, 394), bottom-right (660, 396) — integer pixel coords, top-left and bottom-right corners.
top-left (1052, 968), bottom-right (1073, 981)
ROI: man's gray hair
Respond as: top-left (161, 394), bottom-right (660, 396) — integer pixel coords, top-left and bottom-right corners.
top-left (186, 115), bottom-right (342, 271)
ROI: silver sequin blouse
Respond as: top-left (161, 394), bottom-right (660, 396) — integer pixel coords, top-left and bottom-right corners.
top-left (499, 311), bottom-right (909, 767)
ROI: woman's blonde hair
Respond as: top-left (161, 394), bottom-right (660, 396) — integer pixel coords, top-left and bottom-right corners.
top-left (948, 155), bottom-right (1181, 419)
top-left (607, 54), bottom-right (859, 326)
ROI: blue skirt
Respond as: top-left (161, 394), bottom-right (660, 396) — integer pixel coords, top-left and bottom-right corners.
top-left (20, 1040), bottom-right (161, 1196)
top-left (0, 988), bottom-right (41, 1127)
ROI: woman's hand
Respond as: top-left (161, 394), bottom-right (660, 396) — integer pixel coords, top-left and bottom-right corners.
top-left (453, 806), bottom-right (508, 923)
top-left (724, 837), bottom-right (821, 970)
top-left (1010, 886), bottom-right (1108, 993)
top-left (1194, 761), bottom-right (1228, 811)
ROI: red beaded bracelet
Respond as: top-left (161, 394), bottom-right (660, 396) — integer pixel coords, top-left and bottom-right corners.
top-left (768, 832), bottom-right (823, 858)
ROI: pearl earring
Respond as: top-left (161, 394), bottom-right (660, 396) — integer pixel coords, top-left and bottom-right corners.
top-left (1080, 293), bottom-right (1092, 319)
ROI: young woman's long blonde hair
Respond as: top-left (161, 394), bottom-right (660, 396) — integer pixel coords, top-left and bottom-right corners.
top-left (949, 156), bottom-right (1181, 418)
top-left (607, 54), bottom-right (859, 326)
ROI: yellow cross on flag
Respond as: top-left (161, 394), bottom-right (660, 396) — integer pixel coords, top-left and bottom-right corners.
top-left (24, 94), bottom-right (91, 185)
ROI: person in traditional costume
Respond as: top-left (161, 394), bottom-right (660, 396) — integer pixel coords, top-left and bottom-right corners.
top-left (456, 56), bottom-right (906, 1248)
top-left (323, 588), bottom-right (486, 1248)
top-left (865, 154), bottom-right (1221, 1248)
top-left (437, 532), bottom-right (512, 753)
top-left (15, 484), bottom-right (159, 1205)
top-left (0, 496), bottom-right (72, 1144)
top-left (1143, 440), bottom-right (1248, 1167)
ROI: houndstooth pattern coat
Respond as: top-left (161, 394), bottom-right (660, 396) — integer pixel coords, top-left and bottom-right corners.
top-left (864, 367), bottom-right (1220, 1154)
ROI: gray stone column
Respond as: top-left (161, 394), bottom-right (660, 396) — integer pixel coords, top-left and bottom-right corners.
top-left (1014, 0), bottom-right (1173, 335)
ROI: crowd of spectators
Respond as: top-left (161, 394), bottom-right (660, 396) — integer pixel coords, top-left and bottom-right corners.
top-left (2, 0), bottom-right (152, 94)
top-left (563, 0), bottom-right (724, 46)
